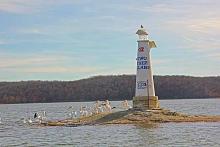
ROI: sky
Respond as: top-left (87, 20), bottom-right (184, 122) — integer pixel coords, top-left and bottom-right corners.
top-left (0, 0), bottom-right (220, 81)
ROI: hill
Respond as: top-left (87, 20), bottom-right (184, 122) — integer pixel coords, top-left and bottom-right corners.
top-left (0, 75), bottom-right (219, 104)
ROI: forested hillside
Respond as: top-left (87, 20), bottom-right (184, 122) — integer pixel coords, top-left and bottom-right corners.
top-left (0, 75), bottom-right (219, 104)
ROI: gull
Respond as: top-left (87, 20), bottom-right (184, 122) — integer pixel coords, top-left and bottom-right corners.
top-left (73, 111), bottom-right (77, 118)
top-left (21, 118), bottom-right (27, 124)
top-left (122, 100), bottom-right (131, 109)
top-left (80, 106), bottom-right (89, 117)
top-left (42, 111), bottom-right (47, 121)
top-left (69, 111), bottom-right (77, 119)
top-left (27, 118), bottom-right (32, 124)
top-left (43, 111), bottom-right (46, 117)
top-left (102, 100), bottom-right (112, 112)
top-left (98, 105), bottom-right (104, 113)
top-left (93, 107), bottom-right (99, 115)
top-left (105, 103), bottom-right (112, 112)
top-left (87, 107), bottom-right (93, 116)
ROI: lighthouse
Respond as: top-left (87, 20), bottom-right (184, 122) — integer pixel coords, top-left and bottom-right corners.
top-left (133, 25), bottom-right (160, 110)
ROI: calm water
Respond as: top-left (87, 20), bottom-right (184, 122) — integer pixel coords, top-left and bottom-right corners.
top-left (0, 99), bottom-right (219, 146)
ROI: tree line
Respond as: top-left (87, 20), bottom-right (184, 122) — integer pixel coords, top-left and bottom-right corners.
top-left (0, 75), bottom-right (219, 104)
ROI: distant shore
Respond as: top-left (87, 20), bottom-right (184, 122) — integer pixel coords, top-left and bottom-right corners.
top-left (0, 75), bottom-right (220, 104)
top-left (0, 97), bottom-right (219, 105)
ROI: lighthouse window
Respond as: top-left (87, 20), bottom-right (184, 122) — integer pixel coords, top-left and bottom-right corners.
top-left (137, 81), bottom-right (147, 89)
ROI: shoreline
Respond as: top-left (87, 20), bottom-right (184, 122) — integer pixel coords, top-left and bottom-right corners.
top-left (41, 108), bottom-right (220, 127)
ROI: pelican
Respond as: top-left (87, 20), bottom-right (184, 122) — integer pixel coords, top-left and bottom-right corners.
top-left (79, 106), bottom-right (85, 116)
top-left (69, 111), bottom-right (77, 118)
top-left (42, 111), bottom-right (47, 121)
top-left (87, 107), bottom-right (93, 116)
top-left (80, 106), bottom-right (90, 117)
top-left (84, 110), bottom-right (89, 116)
top-left (42, 111), bottom-right (46, 117)
top-left (22, 118), bottom-right (27, 124)
top-left (102, 100), bottom-right (112, 112)
top-left (105, 100), bottom-right (110, 105)
top-left (68, 112), bottom-right (73, 118)
top-left (27, 118), bottom-right (32, 124)
top-left (98, 105), bottom-right (104, 113)
top-left (37, 114), bottom-right (42, 120)
top-left (73, 111), bottom-right (78, 117)
top-left (93, 107), bottom-right (99, 115)
top-left (122, 100), bottom-right (132, 109)
top-left (106, 103), bottom-right (112, 112)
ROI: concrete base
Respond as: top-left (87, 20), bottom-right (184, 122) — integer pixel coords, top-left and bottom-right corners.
top-left (133, 96), bottom-right (160, 110)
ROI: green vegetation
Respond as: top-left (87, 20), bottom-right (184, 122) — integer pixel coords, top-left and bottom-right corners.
top-left (0, 75), bottom-right (219, 104)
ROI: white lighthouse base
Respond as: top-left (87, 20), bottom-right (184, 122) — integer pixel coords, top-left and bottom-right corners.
top-left (133, 96), bottom-right (160, 110)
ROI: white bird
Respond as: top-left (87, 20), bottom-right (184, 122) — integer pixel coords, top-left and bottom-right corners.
top-left (122, 100), bottom-right (131, 109)
top-left (27, 118), bottom-right (32, 124)
top-left (68, 112), bottom-right (72, 117)
top-left (73, 111), bottom-right (77, 117)
top-left (69, 111), bottom-right (77, 119)
top-left (98, 106), bottom-right (104, 113)
top-left (93, 107), bottom-right (99, 115)
top-left (102, 100), bottom-right (112, 112)
top-left (42, 111), bottom-right (46, 117)
top-left (80, 106), bottom-right (90, 117)
top-left (21, 118), bottom-right (27, 124)
top-left (87, 107), bottom-right (93, 116)
top-left (106, 104), bottom-right (112, 112)
top-left (85, 110), bottom-right (89, 116)
top-left (37, 115), bottom-right (41, 120)
top-left (42, 111), bottom-right (47, 121)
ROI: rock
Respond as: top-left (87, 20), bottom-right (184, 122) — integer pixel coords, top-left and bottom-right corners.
top-left (42, 109), bottom-right (220, 127)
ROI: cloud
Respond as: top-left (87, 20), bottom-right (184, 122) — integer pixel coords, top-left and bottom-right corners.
top-left (165, 18), bottom-right (220, 55)
top-left (1, 0), bottom-right (220, 79)
top-left (0, 0), bottom-right (41, 14)
top-left (22, 66), bottom-right (101, 73)
top-left (0, 54), bottom-right (66, 68)
top-left (17, 28), bottom-right (47, 35)
top-left (126, 3), bottom-right (176, 13)
top-left (207, 52), bottom-right (220, 58)
top-left (155, 1), bottom-right (220, 60)
top-left (0, 0), bottom-right (83, 14)
top-left (0, 52), bottom-right (104, 74)
top-left (0, 40), bottom-right (6, 45)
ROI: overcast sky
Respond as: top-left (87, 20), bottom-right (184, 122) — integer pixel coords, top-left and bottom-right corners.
top-left (0, 0), bottom-right (220, 81)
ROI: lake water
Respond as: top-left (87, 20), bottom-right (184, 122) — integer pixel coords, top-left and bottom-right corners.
top-left (0, 99), bottom-right (219, 146)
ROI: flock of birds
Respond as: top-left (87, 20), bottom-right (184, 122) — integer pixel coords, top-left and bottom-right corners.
top-left (0, 100), bottom-right (131, 125)
top-left (67, 100), bottom-right (132, 119)
top-left (19, 111), bottom-right (47, 125)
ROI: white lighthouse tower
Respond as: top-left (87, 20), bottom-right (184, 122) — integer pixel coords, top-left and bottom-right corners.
top-left (133, 25), bottom-right (159, 110)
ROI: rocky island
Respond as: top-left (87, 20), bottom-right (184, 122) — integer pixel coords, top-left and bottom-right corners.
top-left (42, 108), bottom-right (220, 127)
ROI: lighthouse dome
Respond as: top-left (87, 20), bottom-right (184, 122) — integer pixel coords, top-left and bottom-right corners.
top-left (136, 25), bottom-right (148, 40)
top-left (136, 25), bottom-right (148, 35)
